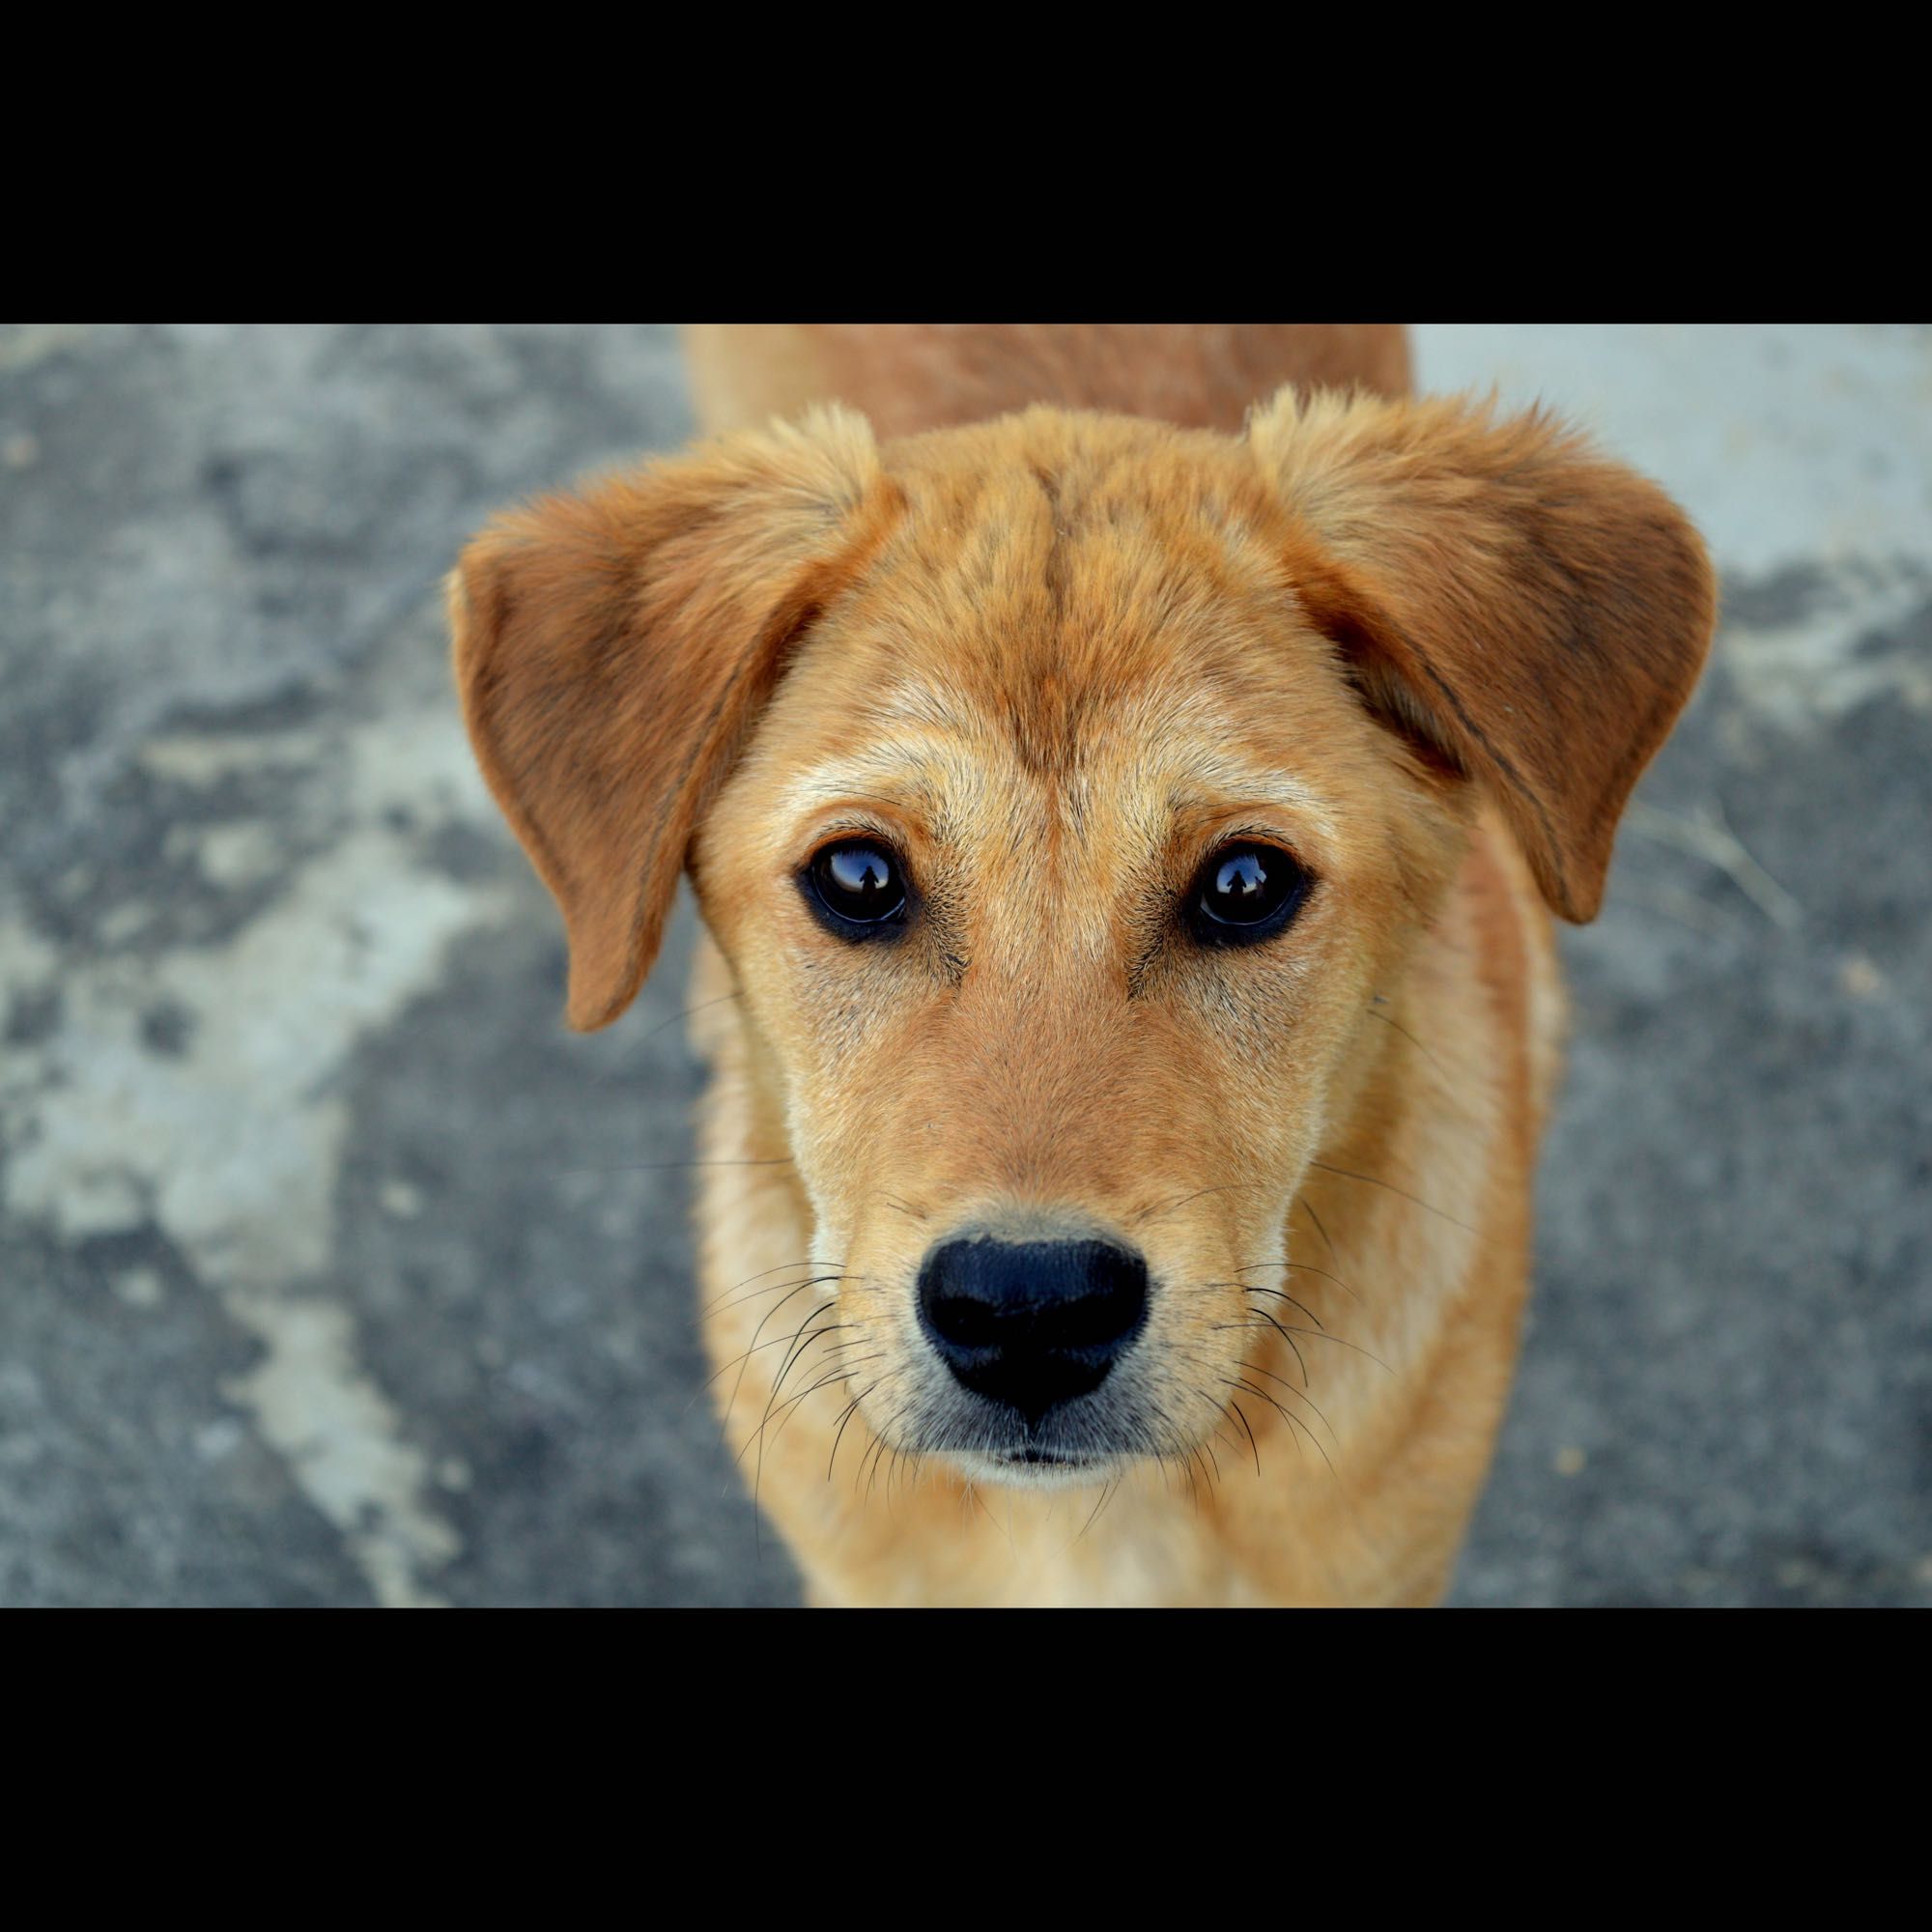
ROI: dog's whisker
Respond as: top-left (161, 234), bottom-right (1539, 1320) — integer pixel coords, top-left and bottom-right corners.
top-left (1228, 1399), bottom-right (1263, 1476)
top-left (511, 990), bottom-right (749, 1115)
top-left (719, 1278), bottom-right (841, 1433)
top-left (1189, 1439), bottom-right (1215, 1505)
top-left (764, 1354), bottom-right (884, 1458)
top-left (544, 1153), bottom-right (797, 1178)
top-left (1232, 1257), bottom-right (1362, 1303)
top-left (771, 1328), bottom-right (850, 1416)
top-left (869, 1434), bottom-right (900, 1510)
top-left (964, 1479), bottom-right (1002, 1532)
top-left (1305, 1158), bottom-right (1478, 1234)
top-left (751, 1299), bottom-right (844, 1532)
top-left (827, 1382), bottom-right (880, 1483)
top-left (703, 1264), bottom-right (852, 1320)
top-left (703, 1273), bottom-right (846, 1365)
top-left (1236, 1356), bottom-right (1341, 1446)
top-left (1295, 1193), bottom-right (1338, 1261)
top-left (746, 1314), bottom-right (838, 1461)
top-left (1363, 1002), bottom-right (1459, 1085)
top-left (1213, 1313), bottom-right (1309, 1386)
top-left (1222, 1375), bottom-right (1338, 1480)
top-left (702, 1256), bottom-right (844, 1309)
top-left (1131, 1179), bottom-right (1267, 1228)
top-left (859, 1425), bottom-right (892, 1504)
top-left (1226, 1281), bottom-right (1325, 1329)
top-left (635, 988), bottom-right (744, 1052)
top-left (752, 1310), bottom-right (848, 1501)
top-left (696, 1299), bottom-right (851, 1402)
top-left (1072, 1478), bottom-right (1120, 1543)
top-left (1243, 1316), bottom-right (1394, 1376)
top-left (735, 1350), bottom-right (848, 1471)
top-left (768, 1302), bottom-right (843, 1407)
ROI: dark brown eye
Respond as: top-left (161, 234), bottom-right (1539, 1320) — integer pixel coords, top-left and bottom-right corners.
top-left (1186, 843), bottom-right (1310, 945)
top-left (805, 839), bottom-right (909, 936)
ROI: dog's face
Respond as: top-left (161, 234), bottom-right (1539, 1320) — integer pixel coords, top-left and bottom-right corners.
top-left (450, 394), bottom-right (1715, 1489)
top-left (688, 416), bottom-right (1471, 1482)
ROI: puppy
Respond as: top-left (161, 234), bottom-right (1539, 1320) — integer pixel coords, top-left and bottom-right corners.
top-left (449, 324), bottom-right (1715, 1606)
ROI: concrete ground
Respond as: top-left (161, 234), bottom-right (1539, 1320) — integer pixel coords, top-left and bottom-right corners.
top-left (0, 323), bottom-right (1925, 1607)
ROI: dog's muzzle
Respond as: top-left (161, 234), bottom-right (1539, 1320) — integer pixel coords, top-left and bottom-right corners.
top-left (916, 1236), bottom-right (1150, 1430)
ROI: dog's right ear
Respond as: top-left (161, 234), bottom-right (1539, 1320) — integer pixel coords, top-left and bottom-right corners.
top-left (449, 407), bottom-right (894, 1032)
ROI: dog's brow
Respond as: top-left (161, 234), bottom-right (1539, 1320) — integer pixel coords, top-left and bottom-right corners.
top-left (777, 745), bottom-right (1342, 841)
top-left (778, 756), bottom-right (938, 816)
top-left (1168, 764), bottom-right (1342, 838)
top-left (871, 678), bottom-right (975, 735)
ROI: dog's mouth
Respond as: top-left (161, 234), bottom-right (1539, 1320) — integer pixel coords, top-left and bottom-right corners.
top-left (944, 1442), bottom-right (1119, 1490)
top-left (999, 1446), bottom-right (1108, 1475)
top-left (924, 1404), bottom-right (1145, 1487)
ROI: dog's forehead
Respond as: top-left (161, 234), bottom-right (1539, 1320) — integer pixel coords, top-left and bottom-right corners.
top-left (869, 410), bottom-right (1286, 660)
top-left (769, 681), bottom-right (1341, 841)
top-left (754, 416), bottom-right (1372, 842)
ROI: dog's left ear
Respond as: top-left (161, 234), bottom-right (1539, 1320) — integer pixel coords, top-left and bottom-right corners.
top-left (449, 407), bottom-right (893, 1031)
top-left (1249, 388), bottom-right (1719, 923)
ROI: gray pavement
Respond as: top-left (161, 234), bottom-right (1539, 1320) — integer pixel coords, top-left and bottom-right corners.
top-left (1, 323), bottom-right (1925, 1606)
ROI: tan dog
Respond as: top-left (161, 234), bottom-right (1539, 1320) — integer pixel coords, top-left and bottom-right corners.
top-left (448, 325), bottom-right (1716, 1606)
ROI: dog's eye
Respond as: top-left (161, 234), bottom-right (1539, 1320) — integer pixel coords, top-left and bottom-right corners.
top-left (805, 839), bottom-right (909, 936)
top-left (1186, 843), bottom-right (1310, 945)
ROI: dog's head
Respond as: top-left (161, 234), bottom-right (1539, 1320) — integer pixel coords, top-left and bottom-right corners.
top-left (450, 390), bottom-right (1715, 1487)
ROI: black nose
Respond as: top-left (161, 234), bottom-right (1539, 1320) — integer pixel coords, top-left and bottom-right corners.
top-left (917, 1237), bottom-right (1150, 1425)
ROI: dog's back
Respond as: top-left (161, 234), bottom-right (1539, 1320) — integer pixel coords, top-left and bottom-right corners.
top-left (682, 323), bottom-right (1413, 439)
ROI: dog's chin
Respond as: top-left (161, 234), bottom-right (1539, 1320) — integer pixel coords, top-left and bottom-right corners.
top-left (944, 1447), bottom-right (1122, 1492)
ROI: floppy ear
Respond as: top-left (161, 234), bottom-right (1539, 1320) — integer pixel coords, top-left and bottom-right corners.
top-left (1249, 388), bottom-right (1719, 922)
top-left (449, 407), bottom-right (894, 1031)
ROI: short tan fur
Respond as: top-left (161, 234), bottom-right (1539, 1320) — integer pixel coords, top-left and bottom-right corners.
top-left (449, 324), bottom-right (1715, 1605)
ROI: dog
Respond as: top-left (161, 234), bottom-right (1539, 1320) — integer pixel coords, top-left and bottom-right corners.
top-left (448, 324), bottom-right (1716, 1605)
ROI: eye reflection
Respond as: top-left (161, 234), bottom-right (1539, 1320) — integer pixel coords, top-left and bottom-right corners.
top-left (1188, 842), bottom-right (1309, 943)
top-left (806, 839), bottom-right (909, 933)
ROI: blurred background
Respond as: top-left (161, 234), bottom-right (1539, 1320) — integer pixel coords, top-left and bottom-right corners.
top-left (0, 322), bottom-right (1925, 1606)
